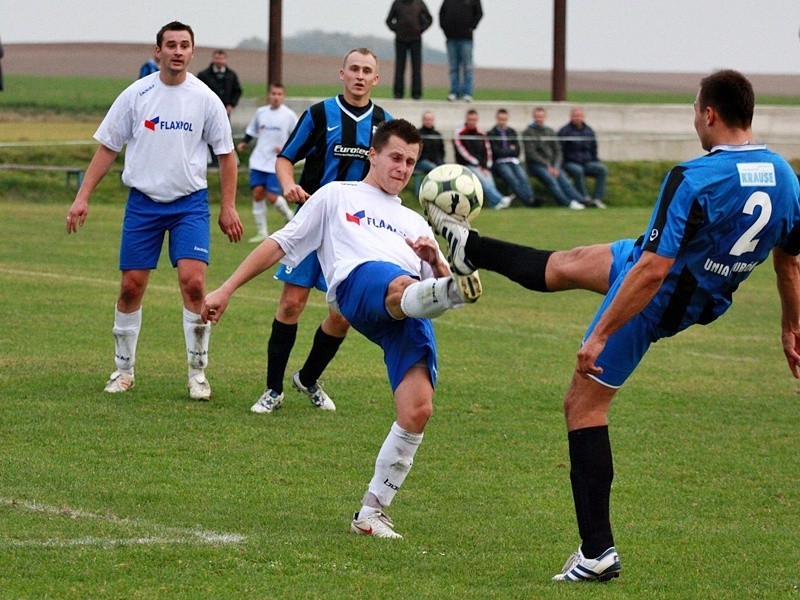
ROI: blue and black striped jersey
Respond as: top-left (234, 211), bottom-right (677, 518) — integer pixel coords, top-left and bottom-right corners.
top-left (278, 95), bottom-right (391, 195)
top-left (634, 144), bottom-right (800, 335)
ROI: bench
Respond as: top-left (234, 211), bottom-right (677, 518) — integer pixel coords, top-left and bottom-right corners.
top-left (0, 163), bottom-right (84, 188)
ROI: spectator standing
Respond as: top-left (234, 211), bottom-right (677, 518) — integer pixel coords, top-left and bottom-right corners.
top-left (197, 49), bottom-right (243, 167)
top-left (415, 110), bottom-right (445, 194)
top-left (65, 21), bottom-right (243, 401)
top-left (453, 109), bottom-right (512, 210)
top-left (203, 119), bottom-right (481, 539)
top-left (236, 83), bottom-right (298, 242)
top-left (0, 36), bottom-right (5, 91)
top-left (138, 47), bottom-right (160, 79)
top-left (523, 106), bottom-right (585, 210)
top-left (197, 49), bottom-right (242, 116)
top-left (487, 108), bottom-right (535, 206)
top-left (558, 107), bottom-right (608, 208)
top-left (386, 0), bottom-right (433, 100)
top-left (247, 48), bottom-right (391, 416)
top-left (439, 0), bottom-right (482, 102)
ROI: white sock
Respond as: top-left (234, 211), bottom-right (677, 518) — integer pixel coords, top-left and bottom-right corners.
top-left (400, 277), bottom-right (464, 319)
top-left (112, 307), bottom-right (141, 373)
top-left (273, 195), bottom-right (294, 221)
top-left (252, 200), bottom-right (267, 236)
top-left (183, 307), bottom-right (209, 375)
top-left (361, 422), bottom-right (423, 513)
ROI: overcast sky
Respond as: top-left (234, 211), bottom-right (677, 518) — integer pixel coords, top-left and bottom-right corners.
top-left (2, 0), bottom-right (799, 73)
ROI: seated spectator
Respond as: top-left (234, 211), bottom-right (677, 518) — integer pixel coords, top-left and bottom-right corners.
top-left (453, 109), bottom-right (513, 210)
top-left (558, 106), bottom-right (608, 208)
top-left (522, 106), bottom-right (585, 210)
top-left (487, 109), bottom-right (535, 206)
top-left (415, 110), bottom-right (445, 195)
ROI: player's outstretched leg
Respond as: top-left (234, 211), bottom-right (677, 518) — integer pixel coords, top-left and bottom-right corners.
top-left (426, 204), bottom-right (477, 276)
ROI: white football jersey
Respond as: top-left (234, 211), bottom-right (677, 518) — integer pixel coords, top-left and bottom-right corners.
top-left (94, 72), bottom-right (233, 202)
top-left (270, 181), bottom-right (444, 309)
top-left (244, 104), bottom-right (298, 172)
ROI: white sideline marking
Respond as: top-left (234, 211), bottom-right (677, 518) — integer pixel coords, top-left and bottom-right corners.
top-left (0, 497), bottom-right (245, 549)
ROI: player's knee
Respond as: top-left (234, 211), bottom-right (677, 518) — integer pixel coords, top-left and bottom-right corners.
top-left (402, 399), bottom-right (433, 431)
top-left (277, 298), bottom-right (306, 321)
top-left (118, 274), bottom-right (147, 306)
top-left (323, 311), bottom-right (351, 337)
top-left (179, 274), bottom-right (205, 304)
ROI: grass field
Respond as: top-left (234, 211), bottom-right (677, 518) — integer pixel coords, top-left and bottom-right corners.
top-left (1, 198), bottom-right (798, 599)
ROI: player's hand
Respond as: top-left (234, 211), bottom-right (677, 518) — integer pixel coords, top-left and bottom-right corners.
top-left (236, 141), bottom-right (247, 153)
top-left (201, 289), bottom-right (229, 324)
top-left (283, 184), bottom-right (310, 204)
top-left (781, 329), bottom-right (800, 379)
top-left (406, 236), bottom-right (442, 267)
top-left (218, 206), bottom-right (244, 242)
top-left (576, 335), bottom-right (605, 379)
top-left (66, 198), bottom-right (89, 234)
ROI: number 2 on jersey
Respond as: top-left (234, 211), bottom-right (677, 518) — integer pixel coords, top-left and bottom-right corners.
top-left (730, 191), bottom-right (771, 256)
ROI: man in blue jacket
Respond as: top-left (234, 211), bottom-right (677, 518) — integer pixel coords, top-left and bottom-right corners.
top-left (558, 107), bottom-right (608, 208)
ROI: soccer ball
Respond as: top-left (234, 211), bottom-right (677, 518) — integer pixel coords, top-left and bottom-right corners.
top-left (418, 164), bottom-right (483, 222)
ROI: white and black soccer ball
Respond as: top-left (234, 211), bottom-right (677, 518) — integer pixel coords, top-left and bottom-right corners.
top-left (418, 163), bottom-right (483, 222)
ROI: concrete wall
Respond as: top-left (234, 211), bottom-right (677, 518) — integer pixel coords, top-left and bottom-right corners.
top-left (231, 98), bottom-right (800, 163)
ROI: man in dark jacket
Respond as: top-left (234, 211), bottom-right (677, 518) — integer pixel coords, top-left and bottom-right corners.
top-left (439, 0), bottom-right (482, 102)
top-left (415, 110), bottom-right (445, 194)
top-left (197, 49), bottom-right (242, 166)
top-left (558, 107), bottom-right (608, 208)
top-left (197, 49), bottom-right (242, 116)
top-left (386, 0), bottom-right (433, 100)
top-left (487, 108), bottom-right (534, 206)
top-left (0, 36), bottom-right (5, 92)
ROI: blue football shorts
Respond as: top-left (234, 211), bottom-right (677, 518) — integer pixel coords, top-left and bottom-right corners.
top-left (275, 252), bottom-right (327, 292)
top-left (583, 238), bottom-right (657, 388)
top-left (248, 169), bottom-right (282, 196)
top-left (119, 188), bottom-right (210, 270)
top-left (335, 261), bottom-right (438, 392)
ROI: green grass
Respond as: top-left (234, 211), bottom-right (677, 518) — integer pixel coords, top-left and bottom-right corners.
top-left (4, 74), bottom-right (800, 115)
top-left (1, 200), bottom-right (798, 598)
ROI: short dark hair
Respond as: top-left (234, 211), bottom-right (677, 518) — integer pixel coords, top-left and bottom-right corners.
top-left (343, 47), bottom-right (378, 67)
top-left (699, 69), bottom-right (754, 129)
top-left (157, 21), bottom-right (194, 48)
top-left (371, 119), bottom-right (421, 151)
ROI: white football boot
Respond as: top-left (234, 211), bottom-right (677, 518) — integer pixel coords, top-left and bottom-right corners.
top-left (350, 510), bottom-right (403, 539)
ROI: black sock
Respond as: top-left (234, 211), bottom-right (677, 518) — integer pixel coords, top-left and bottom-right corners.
top-left (297, 326), bottom-right (345, 387)
top-left (465, 232), bottom-right (554, 292)
top-left (567, 426), bottom-right (615, 558)
top-left (266, 319), bottom-right (297, 393)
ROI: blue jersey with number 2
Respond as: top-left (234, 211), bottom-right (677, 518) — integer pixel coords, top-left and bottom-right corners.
top-left (633, 144), bottom-right (800, 336)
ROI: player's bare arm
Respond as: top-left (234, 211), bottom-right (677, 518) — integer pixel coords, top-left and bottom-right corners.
top-left (773, 246), bottom-right (800, 378)
top-left (66, 145), bottom-right (118, 233)
top-left (275, 156), bottom-right (309, 203)
top-left (216, 152), bottom-right (243, 242)
top-left (577, 251), bottom-right (673, 377)
top-left (202, 238), bottom-right (287, 324)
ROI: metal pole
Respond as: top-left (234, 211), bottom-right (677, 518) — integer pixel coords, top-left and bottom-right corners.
top-left (552, 0), bottom-right (566, 101)
top-left (268, 0), bottom-right (283, 92)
